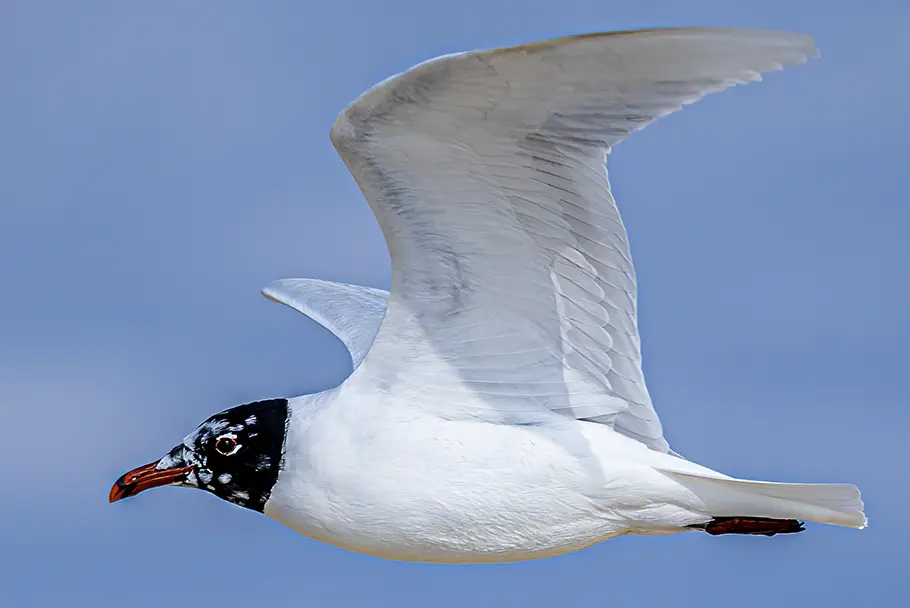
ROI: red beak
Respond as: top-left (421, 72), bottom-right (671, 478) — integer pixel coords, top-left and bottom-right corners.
top-left (109, 460), bottom-right (195, 503)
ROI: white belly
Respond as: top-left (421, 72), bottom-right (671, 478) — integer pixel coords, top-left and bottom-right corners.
top-left (263, 397), bottom-right (700, 563)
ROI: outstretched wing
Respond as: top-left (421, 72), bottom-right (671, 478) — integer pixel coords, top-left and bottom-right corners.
top-left (330, 28), bottom-right (817, 452)
top-left (263, 279), bottom-right (388, 370)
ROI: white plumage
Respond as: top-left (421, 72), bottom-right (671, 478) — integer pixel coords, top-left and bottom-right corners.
top-left (260, 28), bottom-right (865, 563)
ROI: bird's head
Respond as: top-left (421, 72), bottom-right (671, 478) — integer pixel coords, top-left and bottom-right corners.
top-left (109, 398), bottom-right (289, 512)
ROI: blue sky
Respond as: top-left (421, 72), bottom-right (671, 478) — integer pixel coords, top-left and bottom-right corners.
top-left (1, 1), bottom-right (906, 606)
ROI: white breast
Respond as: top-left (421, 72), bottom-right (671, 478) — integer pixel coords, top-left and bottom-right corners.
top-left (264, 390), bottom-right (639, 563)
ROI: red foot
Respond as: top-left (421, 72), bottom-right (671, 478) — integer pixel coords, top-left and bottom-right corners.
top-left (701, 517), bottom-right (805, 536)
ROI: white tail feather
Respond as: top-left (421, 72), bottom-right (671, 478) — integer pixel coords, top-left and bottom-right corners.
top-left (666, 472), bottom-right (867, 529)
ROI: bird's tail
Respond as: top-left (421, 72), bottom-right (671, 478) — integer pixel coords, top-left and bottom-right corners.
top-left (664, 471), bottom-right (866, 533)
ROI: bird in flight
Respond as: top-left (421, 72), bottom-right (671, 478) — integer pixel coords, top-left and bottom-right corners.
top-left (111, 27), bottom-right (865, 563)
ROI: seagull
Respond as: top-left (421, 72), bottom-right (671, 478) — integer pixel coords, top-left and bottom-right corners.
top-left (110, 27), bottom-right (866, 563)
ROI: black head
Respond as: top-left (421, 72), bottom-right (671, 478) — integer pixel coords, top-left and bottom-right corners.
top-left (110, 399), bottom-right (289, 513)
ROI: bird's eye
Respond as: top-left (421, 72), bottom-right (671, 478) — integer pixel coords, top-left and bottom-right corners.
top-left (214, 435), bottom-right (239, 456)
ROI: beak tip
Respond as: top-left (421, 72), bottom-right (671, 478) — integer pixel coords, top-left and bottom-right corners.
top-left (109, 470), bottom-right (135, 503)
top-left (108, 480), bottom-right (128, 503)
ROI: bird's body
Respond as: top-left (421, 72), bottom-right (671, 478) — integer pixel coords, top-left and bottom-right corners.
top-left (266, 378), bottom-right (858, 563)
top-left (268, 389), bottom-right (710, 563)
top-left (111, 27), bottom-right (866, 564)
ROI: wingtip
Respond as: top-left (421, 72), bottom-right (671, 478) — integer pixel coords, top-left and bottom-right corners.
top-left (261, 280), bottom-right (292, 305)
top-left (485, 27), bottom-right (820, 61)
top-left (261, 288), bottom-right (281, 304)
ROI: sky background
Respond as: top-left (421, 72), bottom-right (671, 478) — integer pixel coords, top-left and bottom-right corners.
top-left (1, 1), bottom-right (906, 606)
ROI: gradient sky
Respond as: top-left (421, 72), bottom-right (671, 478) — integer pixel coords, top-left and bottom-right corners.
top-left (1, 1), bottom-right (906, 606)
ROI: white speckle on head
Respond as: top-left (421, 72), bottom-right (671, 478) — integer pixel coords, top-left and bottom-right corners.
top-left (156, 454), bottom-right (179, 470)
top-left (197, 469), bottom-right (213, 484)
top-left (188, 420), bottom-right (228, 447)
top-left (245, 415), bottom-right (257, 425)
top-left (233, 490), bottom-right (249, 502)
top-left (157, 446), bottom-right (201, 470)
top-left (218, 473), bottom-right (232, 484)
top-left (255, 455), bottom-right (271, 471)
top-left (228, 424), bottom-right (245, 433)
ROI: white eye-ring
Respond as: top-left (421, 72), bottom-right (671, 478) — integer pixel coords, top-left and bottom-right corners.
top-left (214, 433), bottom-right (241, 456)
